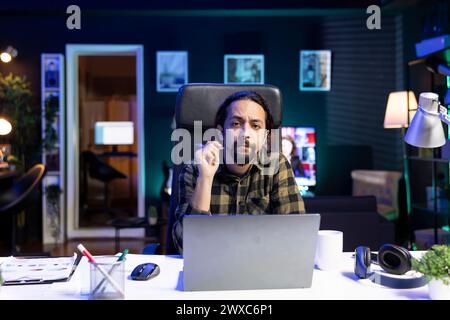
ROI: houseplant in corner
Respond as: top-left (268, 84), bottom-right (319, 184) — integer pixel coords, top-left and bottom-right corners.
top-left (45, 184), bottom-right (62, 244)
top-left (412, 244), bottom-right (450, 300)
top-left (0, 73), bottom-right (40, 172)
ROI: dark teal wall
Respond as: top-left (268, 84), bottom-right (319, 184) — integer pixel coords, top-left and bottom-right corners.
top-left (0, 14), bottom-right (326, 203)
top-left (143, 16), bottom-right (325, 200)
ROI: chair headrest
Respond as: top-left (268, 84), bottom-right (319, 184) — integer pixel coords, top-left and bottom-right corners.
top-left (175, 83), bottom-right (282, 130)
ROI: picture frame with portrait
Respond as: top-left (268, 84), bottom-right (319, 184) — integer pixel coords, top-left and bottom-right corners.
top-left (156, 51), bottom-right (188, 92)
top-left (299, 50), bottom-right (331, 91)
top-left (224, 54), bottom-right (264, 84)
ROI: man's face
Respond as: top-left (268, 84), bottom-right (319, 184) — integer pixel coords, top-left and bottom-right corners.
top-left (219, 99), bottom-right (267, 165)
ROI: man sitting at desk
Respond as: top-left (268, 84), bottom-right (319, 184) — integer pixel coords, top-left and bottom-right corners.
top-left (172, 91), bottom-right (305, 253)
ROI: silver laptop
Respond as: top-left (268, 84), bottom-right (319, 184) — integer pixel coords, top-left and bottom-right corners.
top-left (183, 214), bottom-right (320, 291)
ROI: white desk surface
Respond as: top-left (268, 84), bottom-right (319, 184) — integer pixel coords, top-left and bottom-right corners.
top-left (0, 252), bottom-right (430, 300)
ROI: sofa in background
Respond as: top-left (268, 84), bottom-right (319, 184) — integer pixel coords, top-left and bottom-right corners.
top-left (303, 195), bottom-right (396, 251)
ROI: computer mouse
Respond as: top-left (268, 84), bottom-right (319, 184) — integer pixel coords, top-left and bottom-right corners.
top-left (130, 262), bottom-right (160, 281)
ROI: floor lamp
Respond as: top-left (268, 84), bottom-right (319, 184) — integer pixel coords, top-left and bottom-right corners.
top-left (383, 91), bottom-right (418, 247)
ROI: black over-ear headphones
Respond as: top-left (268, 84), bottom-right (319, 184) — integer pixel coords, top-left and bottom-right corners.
top-left (354, 244), bottom-right (427, 289)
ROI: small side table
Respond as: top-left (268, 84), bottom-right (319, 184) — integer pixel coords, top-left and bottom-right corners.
top-left (108, 217), bottom-right (167, 253)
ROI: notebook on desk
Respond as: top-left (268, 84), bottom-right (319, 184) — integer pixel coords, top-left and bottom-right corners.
top-left (1, 253), bottom-right (81, 285)
top-left (183, 214), bottom-right (321, 291)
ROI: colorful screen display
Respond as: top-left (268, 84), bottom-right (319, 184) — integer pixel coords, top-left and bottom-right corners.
top-left (281, 127), bottom-right (316, 187)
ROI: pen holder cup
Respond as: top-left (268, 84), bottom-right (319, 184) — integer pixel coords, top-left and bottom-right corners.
top-left (89, 256), bottom-right (125, 299)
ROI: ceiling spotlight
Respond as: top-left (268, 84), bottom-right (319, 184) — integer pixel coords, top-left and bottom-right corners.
top-left (0, 46), bottom-right (18, 63)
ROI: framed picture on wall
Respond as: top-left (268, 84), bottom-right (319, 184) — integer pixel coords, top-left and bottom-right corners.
top-left (44, 57), bottom-right (60, 88)
top-left (224, 54), bottom-right (264, 84)
top-left (156, 51), bottom-right (188, 92)
top-left (299, 50), bottom-right (331, 91)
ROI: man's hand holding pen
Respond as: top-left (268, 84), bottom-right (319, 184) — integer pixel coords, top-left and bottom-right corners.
top-left (190, 141), bottom-right (223, 213)
top-left (194, 141), bottom-right (223, 179)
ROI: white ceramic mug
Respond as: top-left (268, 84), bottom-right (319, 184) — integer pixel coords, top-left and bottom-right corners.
top-left (315, 230), bottom-right (343, 271)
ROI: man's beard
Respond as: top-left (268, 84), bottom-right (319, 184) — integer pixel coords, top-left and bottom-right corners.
top-left (232, 140), bottom-right (258, 165)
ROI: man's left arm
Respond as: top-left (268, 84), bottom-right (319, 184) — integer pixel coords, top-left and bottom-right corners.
top-left (270, 154), bottom-right (305, 214)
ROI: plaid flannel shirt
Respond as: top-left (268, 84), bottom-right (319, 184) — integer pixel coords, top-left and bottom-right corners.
top-left (172, 153), bottom-right (305, 253)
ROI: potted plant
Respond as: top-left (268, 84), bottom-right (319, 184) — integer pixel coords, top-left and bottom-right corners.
top-left (45, 184), bottom-right (62, 244)
top-left (147, 205), bottom-right (158, 226)
top-left (43, 93), bottom-right (59, 154)
top-left (0, 73), bottom-right (40, 171)
top-left (412, 244), bottom-right (450, 300)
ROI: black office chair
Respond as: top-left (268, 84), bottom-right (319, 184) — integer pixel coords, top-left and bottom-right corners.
top-left (81, 150), bottom-right (127, 217)
top-left (0, 163), bottom-right (46, 255)
top-left (166, 84), bottom-right (283, 254)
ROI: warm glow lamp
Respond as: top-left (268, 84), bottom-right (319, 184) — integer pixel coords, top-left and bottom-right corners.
top-left (383, 91), bottom-right (418, 128)
top-left (0, 46), bottom-right (18, 63)
top-left (0, 118), bottom-right (12, 135)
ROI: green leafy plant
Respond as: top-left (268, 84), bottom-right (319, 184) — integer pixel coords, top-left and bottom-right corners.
top-left (43, 94), bottom-right (59, 153)
top-left (46, 184), bottom-right (62, 201)
top-left (412, 245), bottom-right (450, 285)
top-left (0, 73), bottom-right (40, 171)
top-left (147, 205), bottom-right (158, 225)
top-left (45, 184), bottom-right (62, 242)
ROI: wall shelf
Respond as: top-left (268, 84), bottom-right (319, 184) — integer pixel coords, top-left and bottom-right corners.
top-left (406, 57), bottom-right (450, 247)
top-left (408, 156), bottom-right (450, 163)
top-left (408, 154), bottom-right (449, 246)
top-left (411, 203), bottom-right (450, 216)
top-left (41, 53), bottom-right (65, 246)
top-left (46, 171), bottom-right (61, 176)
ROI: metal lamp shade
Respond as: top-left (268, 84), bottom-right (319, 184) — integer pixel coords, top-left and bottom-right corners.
top-left (404, 92), bottom-right (446, 148)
